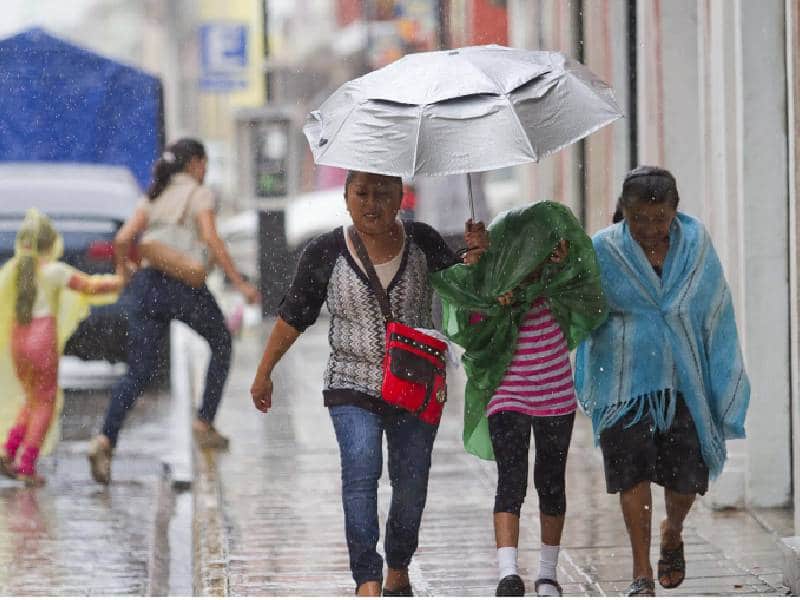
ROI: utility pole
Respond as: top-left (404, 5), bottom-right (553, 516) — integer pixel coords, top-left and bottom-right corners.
top-left (362, 0), bottom-right (372, 72)
top-left (435, 0), bottom-right (448, 50)
top-left (262, 0), bottom-right (271, 102)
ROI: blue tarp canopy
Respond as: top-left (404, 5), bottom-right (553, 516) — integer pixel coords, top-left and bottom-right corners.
top-left (0, 28), bottom-right (164, 190)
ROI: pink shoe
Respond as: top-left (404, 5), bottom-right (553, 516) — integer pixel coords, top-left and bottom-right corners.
top-left (16, 446), bottom-right (45, 486)
top-left (3, 424), bottom-right (25, 464)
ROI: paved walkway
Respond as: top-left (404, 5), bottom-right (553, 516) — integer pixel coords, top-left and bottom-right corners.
top-left (194, 319), bottom-right (790, 596)
top-left (0, 384), bottom-right (184, 596)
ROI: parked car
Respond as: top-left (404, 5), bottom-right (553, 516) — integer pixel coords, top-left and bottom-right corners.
top-left (0, 162), bottom-right (169, 382)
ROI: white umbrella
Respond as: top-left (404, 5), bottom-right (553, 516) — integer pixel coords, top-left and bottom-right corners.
top-left (304, 45), bottom-right (622, 216)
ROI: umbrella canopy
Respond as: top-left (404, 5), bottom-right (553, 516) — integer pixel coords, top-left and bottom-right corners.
top-left (303, 45), bottom-right (622, 178)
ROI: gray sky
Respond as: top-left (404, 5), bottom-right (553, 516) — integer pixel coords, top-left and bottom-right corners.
top-left (0, 0), bottom-right (145, 65)
top-left (0, 0), bottom-right (96, 38)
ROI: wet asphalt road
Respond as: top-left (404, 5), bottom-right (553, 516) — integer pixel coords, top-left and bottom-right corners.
top-left (0, 383), bottom-right (190, 596)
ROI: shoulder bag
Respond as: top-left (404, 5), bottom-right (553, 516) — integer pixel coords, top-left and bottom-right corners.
top-left (138, 186), bottom-right (208, 288)
top-left (348, 226), bottom-right (448, 425)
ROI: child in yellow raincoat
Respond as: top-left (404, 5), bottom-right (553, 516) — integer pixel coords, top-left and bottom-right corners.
top-left (0, 209), bottom-right (121, 486)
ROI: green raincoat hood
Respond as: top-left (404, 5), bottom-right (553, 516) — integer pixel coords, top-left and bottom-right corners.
top-left (431, 201), bottom-right (608, 460)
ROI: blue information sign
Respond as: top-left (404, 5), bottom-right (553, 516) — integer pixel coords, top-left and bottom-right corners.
top-left (199, 23), bottom-right (248, 92)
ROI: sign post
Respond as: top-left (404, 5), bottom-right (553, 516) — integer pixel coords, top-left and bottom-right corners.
top-left (234, 107), bottom-right (299, 316)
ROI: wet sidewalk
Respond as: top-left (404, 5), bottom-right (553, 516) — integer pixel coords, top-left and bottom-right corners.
top-left (193, 319), bottom-right (790, 596)
top-left (0, 348), bottom-right (192, 595)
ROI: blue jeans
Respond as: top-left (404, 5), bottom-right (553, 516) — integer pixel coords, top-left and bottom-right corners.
top-left (102, 269), bottom-right (232, 447)
top-left (329, 405), bottom-right (438, 587)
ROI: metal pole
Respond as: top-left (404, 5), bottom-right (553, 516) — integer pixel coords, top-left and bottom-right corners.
top-left (627, 0), bottom-right (639, 169)
top-left (262, 0), bottom-right (271, 102)
top-left (784, 0), bottom-right (800, 536)
top-left (363, 0), bottom-right (371, 71)
top-left (576, 0), bottom-right (587, 227)
top-left (436, 0), bottom-right (449, 50)
top-left (467, 172), bottom-right (475, 221)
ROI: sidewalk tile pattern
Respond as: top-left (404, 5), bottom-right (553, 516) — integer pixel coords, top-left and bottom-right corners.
top-left (200, 321), bottom-right (791, 596)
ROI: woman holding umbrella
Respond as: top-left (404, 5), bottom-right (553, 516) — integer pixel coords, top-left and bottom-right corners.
top-left (250, 170), bottom-right (487, 596)
top-left (287, 45), bottom-right (621, 596)
top-left (575, 167), bottom-right (750, 596)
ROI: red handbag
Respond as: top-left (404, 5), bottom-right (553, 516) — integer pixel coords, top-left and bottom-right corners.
top-left (349, 228), bottom-right (448, 425)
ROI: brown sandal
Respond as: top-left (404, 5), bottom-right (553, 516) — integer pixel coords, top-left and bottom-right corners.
top-left (625, 577), bottom-right (655, 596)
top-left (382, 584), bottom-right (413, 596)
top-left (658, 541), bottom-right (685, 589)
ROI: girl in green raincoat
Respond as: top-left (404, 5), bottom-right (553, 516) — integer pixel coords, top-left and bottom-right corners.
top-left (432, 202), bottom-right (607, 597)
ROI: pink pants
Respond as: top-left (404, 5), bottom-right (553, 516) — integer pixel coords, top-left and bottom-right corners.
top-left (6, 317), bottom-right (58, 469)
top-left (12, 316), bottom-right (58, 403)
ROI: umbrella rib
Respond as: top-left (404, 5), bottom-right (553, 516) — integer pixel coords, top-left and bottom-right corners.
top-left (504, 93), bottom-right (537, 162)
top-left (565, 64), bottom-right (622, 117)
top-left (533, 113), bottom-right (622, 165)
top-left (529, 70), bottom-right (623, 163)
top-left (411, 105), bottom-right (424, 177)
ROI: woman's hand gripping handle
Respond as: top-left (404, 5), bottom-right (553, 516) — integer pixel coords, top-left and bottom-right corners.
top-left (463, 219), bottom-right (489, 265)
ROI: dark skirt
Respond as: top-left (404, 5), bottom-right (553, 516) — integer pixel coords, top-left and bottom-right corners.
top-left (599, 394), bottom-right (709, 495)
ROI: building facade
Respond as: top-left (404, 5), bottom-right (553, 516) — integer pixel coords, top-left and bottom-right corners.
top-left (508, 0), bottom-right (799, 516)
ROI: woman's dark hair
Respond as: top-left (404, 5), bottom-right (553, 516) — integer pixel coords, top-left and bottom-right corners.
top-left (344, 170), bottom-right (403, 197)
top-left (147, 138), bottom-right (206, 200)
top-left (613, 165), bottom-right (680, 223)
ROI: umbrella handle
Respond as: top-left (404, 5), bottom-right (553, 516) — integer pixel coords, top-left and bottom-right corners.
top-left (467, 172), bottom-right (475, 222)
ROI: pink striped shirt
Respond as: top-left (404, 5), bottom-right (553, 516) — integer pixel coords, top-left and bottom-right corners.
top-left (487, 298), bottom-right (578, 417)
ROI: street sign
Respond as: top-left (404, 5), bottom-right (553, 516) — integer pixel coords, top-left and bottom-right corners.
top-left (199, 23), bottom-right (248, 92)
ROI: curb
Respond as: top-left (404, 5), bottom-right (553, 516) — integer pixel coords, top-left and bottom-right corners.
top-left (176, 322), bottom-right (230, 596)
top-left (192, 446), bottom-right (229, 596)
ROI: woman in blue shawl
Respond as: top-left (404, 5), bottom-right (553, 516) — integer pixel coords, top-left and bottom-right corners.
top-left (575, 167), bottom-right (750, 596)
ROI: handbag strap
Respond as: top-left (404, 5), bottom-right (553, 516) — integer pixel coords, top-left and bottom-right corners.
top-left (347, 226), bottom-right (394, 323)
top-left (177, 185), bottom-right (201, 227)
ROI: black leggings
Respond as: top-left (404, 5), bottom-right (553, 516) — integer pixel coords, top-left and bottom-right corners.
top-left (488, 411), bottom-right (575, 516)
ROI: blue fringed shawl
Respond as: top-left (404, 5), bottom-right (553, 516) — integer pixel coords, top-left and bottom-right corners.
top-left (575, 213), bottom-right (750, 478)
